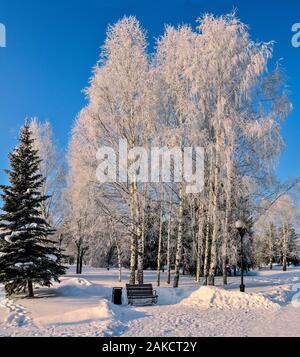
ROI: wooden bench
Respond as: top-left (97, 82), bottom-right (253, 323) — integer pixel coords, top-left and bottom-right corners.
top-left (126, 284), bottom-right (158, 306)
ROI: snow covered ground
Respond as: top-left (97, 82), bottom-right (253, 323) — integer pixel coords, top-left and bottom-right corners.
top-left (0, 266), bottom-right (300, 337)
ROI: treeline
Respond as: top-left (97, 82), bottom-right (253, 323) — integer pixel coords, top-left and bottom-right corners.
top-left (64, 13), bottom-right (294, 287)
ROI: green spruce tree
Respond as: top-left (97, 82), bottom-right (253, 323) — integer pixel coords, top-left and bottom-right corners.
top-left (0, 123), bottom-right (66, 297)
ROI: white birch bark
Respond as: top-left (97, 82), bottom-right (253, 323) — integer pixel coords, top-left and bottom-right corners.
top-left (173, 184), bottom-right (184, 288)
top-left (166, 193), bottom-right (173, 284)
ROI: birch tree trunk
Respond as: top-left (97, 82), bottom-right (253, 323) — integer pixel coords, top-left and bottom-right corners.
top-left (191, 202), bottom-right (197, 276)
top-left (116, 244), bottom-right (122, 282)
top-left (157, 192), bottom-right (164, 287)
top-left (173, 184), bottom-right (184, 288)
top-left (221, 222), bottom-right (229, 284)
top-left (268, 225), bottom-right (273, 270)
top-left (208, 83), bottom-right (222, 286)
top-left (134, 181), bottom-right (142, 285)
top-left (208, 144), bottom-right (220, 285)
top-left (113, 230), bottom-right (122, 282)
top-left (196, 201), bottom-right (203, 283)
top-left (282, 223), bottom-right (288, 272)
top-left (203, 150), bottom-right (213, 286)
top-left (129, 129), bottom-right (137, 285)
top-left (129, 178), bottom-right (136, 285)
top-left (137, 183), bottom-right (147, 285)
top-left (222, 154), bottom-right (232, 285)
top-left (203, 219), bottom-right (211, 285)
top-left (166, 194), bottom-right (173, 284)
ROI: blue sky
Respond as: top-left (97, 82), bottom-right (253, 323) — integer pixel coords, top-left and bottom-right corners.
top-left (0, 0), bottom-right (299, 184)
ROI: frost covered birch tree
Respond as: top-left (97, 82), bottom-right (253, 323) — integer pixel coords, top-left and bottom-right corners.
top-left (30, 118), bottom-right (65, 227)
top-left (70, 17), bottom-right (156, 283)
top-left (155, 24), bottom-right (200, 288)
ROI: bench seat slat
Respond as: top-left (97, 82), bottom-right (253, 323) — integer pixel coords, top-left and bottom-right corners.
top-left (126, 287), bottom-right (153, 290)
top-left (127, 290), bottom-right (153, 293)
top-left (126, 284), bottom-right (158, 306)
top-left (127, 291), bottom-right (154, 294)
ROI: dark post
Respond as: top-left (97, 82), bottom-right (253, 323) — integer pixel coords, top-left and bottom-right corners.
top-left (235, 220), bottom-right (246, 293)
top-left (27, 280), bottom-right (34, 298)
top-left (240, 232), bottom-right (245, 292)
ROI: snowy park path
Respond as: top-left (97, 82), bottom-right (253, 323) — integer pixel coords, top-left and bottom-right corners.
top-left (0, 285), bottom-right (33, 334)
top-left (111, 304), bottom-right (262, 337)
top-left (247, 304), bottom-right (300, 337)
top-left (0, 267), bottom-right (300, 337)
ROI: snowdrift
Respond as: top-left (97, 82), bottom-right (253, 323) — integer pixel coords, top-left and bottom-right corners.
top-left (180, 286), bottom-right (280, 310)
top-left (156, 286), bottom-right (196, 305)
top-left (35, 300), bottom-right (111, 326)
top-left (32, 278), bottom-right (112, 326)
top-left (55, 278), bottom-right (111, 299)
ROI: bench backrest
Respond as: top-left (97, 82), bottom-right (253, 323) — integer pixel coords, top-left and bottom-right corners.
top-left (126, 284), bottom-right (154, 297)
